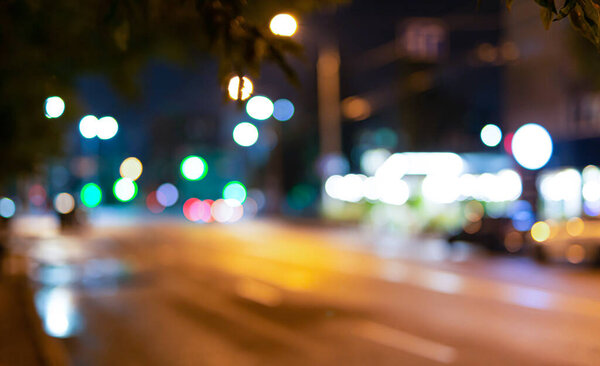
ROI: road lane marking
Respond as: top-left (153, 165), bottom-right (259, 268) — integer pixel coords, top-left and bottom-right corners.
top-left (351, 321), bottom-right (457, 364)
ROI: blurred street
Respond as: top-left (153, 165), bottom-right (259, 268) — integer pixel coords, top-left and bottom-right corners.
top-left (21, 221), bottom-right (600, 365)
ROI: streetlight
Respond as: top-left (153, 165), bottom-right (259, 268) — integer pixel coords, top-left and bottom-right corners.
top-left (269, 14), bottom-right (298, 36)
top-left (44, 96), bottom-right (65, 118)
top-left (228, 76), bottom-right (253, 100)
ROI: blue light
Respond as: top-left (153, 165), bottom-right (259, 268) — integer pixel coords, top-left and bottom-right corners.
top-left (273, 99), bottom-right (295, 121)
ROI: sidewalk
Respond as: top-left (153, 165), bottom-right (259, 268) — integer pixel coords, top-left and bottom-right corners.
top-left (0, 274), bottom-right (45, 366)
top-left (0, 255), bottom-right (68, 366)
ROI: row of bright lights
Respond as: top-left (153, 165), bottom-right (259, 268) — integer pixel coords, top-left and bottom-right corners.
top-left (324, 169), bottom-right (522, 205)
top-left (79, 115), bottom-right (119, 140)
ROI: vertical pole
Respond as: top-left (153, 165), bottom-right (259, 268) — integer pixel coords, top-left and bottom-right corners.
top-left (317, 46), bottom-right (342, 158)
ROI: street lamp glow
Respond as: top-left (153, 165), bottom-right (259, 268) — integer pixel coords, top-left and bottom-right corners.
top-left (119, 157), bottom-right (143, 181)
top-left (269, 13), bottom-right (298, 36)
top-left (80, 183), bottom-right (102, 208)
top-left (246, 95), bottom-right (274, 120)
top-left (180, 155), bottom-right (208, 181)
top-left (113, 178), bottom-right (138, 202)
top-left (97, 116), bottom-right (119, 140)
top-left (512, 123), bottom-right (553, 170)
top-left (223, 181), bottom-right (247, 204)
top-left (233, 122), bottom-right (259, 147)
top-left (79, 115), bottom-right (98, 139)
top-left (44, 96), bottom-right (65, 118)
top-left (273, 99), bottom-right (295, 121)
top-left (480, 124), bottom-right (502, 147)
top-left (228, 76), bottom-right (253, 100)
top-left (0, 197), bottom-right (16, 218)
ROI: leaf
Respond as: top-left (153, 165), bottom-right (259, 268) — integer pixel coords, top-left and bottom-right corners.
top-left (535, 0), bottom-right (557, 13)
top-left (540, 6), bottom-right (553, 29)
top-left (554, 0), bottom-right (576, 21)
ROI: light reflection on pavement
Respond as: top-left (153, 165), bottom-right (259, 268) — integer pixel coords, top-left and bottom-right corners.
top-left (21, 220), bottom-right (600, 365)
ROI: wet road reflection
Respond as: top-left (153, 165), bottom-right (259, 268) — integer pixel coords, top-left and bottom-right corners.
top-left (21, 221), bottom-right (600, 365)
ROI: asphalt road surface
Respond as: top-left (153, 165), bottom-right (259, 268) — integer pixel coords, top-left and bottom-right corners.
top-left (23, 220), bottom-right (600, 365)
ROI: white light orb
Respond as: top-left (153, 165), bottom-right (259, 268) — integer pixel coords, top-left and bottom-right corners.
top-left (422, 175), bottom-right (461, 204)
top-left (269, 13), bottom-right (298, 37)
top-left (480, 124), bottom-right (502, 147)
top-left (44, 96), bottom-right (65, 118)
top-left (233, 122), bottom-right (259, 147)
top-left (113, 178), bottom-right (137, 202)
top-left (246, 96), bottom-right (274, 120)
top-left (512, 123), bottom-right (553, 170)
top-left (54, 193), bottom-right (75, 214)
top-left (228, 76), bottom-right (253, 100)
top-left (119, 157), bottom-right (143, 181)
top-left (79, 115), bottom-right (98, 139)
top-left (97, 116), bottom-right (119, 140)
top-left (378, 178), bottom-right (410, 206)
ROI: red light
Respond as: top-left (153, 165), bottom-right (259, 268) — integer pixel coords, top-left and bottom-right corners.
top-left (146, 191), bottom-right (164, 214)
top-left (504, 132), bottom-right (514, 155)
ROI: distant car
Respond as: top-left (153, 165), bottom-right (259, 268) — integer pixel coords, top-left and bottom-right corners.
top-left (530, 218), bottom-right (600, 265)
top-left (448, 217), bottom-right (527, 253)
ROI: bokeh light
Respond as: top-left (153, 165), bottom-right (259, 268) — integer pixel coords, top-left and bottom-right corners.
top-left (269, 13), bottom-right (298, 36)
top-left (422, 175), bottom-right (461, 204)
top-left (566, 217), bottom-right (584, 236)
top-left (0, 197), bottom-right (16, 218)
top-left (531, 221), bottom-right (550, 242)
top-left (156, 183), bottom-right (179, 207)
top-left (96, 116), bottom-right (119, 140)
top-left (233, 122), bottom-right (259, 147)
top-left (246, 96), bottom-right (274, 120)
top-left (44, 96), bottom-right (65, 118)
top-left (273, 99), bottom-right (295, 121)
top-left (29, 184), bottom-right (47, 206)
top-left (54, 193), bottom-right (75, 215)
top-left (211, 199), bottom-right (243, 223)
top-left (341, 96), bottom-right (371, 121)
top-left (80, 183), bottom-right (102, 208)
top-left (480, 124), bottom-right (502, 147)
top-left (566, 244), bottom-right (585, 264)
top-left (228, 76), bottom-right (253, 100)
top-left (512, 123), bottom-right (553, 170)
top-left (180, 155), bottom-right (208, 181)
top-left (146, 191), bottom-right (165, 214)
top-left (119, 157), bottom-right (143, 181)
top-left (79, 115), bottom-right (98, 139)
top-left (223, 181), bottom-right (247, 204)
top-left (113, 178), bottom-right (138, 202)
top-left (183, 198), bottom-right (200, 222)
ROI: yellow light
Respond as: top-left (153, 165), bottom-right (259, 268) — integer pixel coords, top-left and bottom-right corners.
top-left (465, 201), bottom-right (484, 222)
top-left (566, 217), bottom-right (584, 236)
top-left (228, 76), bottom-right (253, 100)
top-left (119, 157), bottom-right (143, 181)
top-left (566, 244), bottom-right (585, 264)
top-left (269, 13), bottom-right (298, 37)
top-left (531, 221), bottom-right (550, 242)
top-left (341, 96), bottom-right (371, 121)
